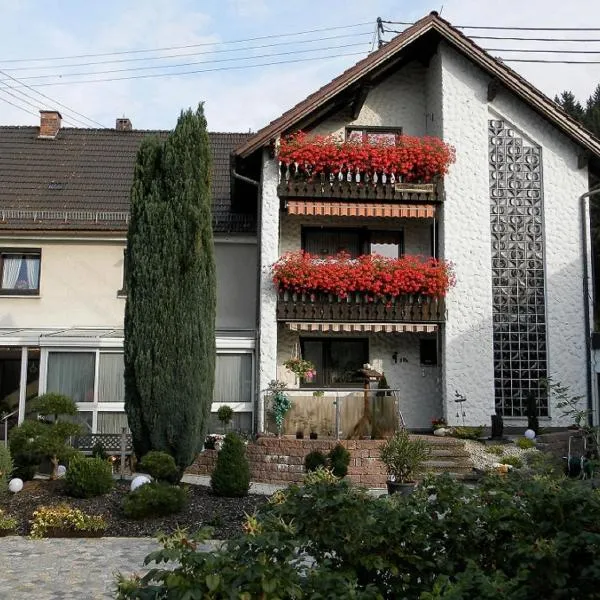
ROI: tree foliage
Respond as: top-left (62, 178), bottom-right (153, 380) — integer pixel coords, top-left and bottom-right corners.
top-left (124, 104), bottom-right (216, 471)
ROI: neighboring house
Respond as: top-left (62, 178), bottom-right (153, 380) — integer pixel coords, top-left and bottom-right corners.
top-left (233, 11), bottom-right (600, 433)
top-left (0, 113), bottom-right (259, 436)
top-left (3, 10), bottom-right (600, 440)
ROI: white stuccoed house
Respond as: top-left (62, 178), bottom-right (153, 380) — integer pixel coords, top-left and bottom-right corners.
top-left (232, 11), bottom-right (600, 433)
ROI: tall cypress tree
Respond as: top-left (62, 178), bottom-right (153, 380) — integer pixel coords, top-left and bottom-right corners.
top-left (124, 104), bottom-right (216, 472)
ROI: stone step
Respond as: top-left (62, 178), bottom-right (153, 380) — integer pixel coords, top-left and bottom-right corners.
top-left (424, 460), bottom-right (473, 473)
top-left (428, 448), bottom-right (471, 459)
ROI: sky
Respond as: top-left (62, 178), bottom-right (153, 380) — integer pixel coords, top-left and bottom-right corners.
top-left (0, 0), bottom-right (599, 132)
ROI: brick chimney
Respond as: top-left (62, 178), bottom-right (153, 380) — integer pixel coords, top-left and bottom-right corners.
top-left (38, 110), bottom-right (62, 138)
top-left (116, 117), bottom-right (132, 131)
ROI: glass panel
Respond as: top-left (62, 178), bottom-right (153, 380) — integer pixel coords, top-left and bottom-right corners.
top-left (301, 341), bottom-right (324, 386)
top-left (64, 410), bottom-right (93, 433)
top-left (208, 411), bottom-right (252, 434)
top-left (213, 354), bottom-right (252, 404)
top-left (366, 132), bottom-right (396, 145)
top-left (46, 352), bottom-right (95, 403)
top-left (98, 412), bottom-right (129, 434)
top-left (370, 231), bottom-right (403, 258)
top-left (303, 230), bottom-right (361, 257)
top-left (98, 353), bottom-right (125, 403)
top-left (346, 130), bottom-right (363, 142)
top-left (0, 349), bottom-right (21, 416)
top-left (327, 340), bottom-right (367, 385)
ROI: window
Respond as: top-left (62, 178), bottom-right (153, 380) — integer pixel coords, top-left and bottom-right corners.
top-left (419, 339), bottom-right (438, 366)
top-left (46, 352), bottom-right (96, 403)
top-left (0, 249), bottom-right (41, 294)
top-left (117, 249), bottom-right (127, 296)
top-left (300, 338), bottom-right (368, 387)
top-left (346, 126), bottom-right (403, 145)
top-left (213, 354), bottom-right (253, 404)
top-left (98, 353), bottom-right (125, 403)
top-left (302, 228), bottom-right (403, 258)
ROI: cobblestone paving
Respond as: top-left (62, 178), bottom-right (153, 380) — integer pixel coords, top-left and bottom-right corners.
top-left (0, 537), bottom-right (214, 599)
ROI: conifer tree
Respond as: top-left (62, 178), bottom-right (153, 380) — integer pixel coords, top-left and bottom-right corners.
top-left (124, 104), bottom-right (216, 473)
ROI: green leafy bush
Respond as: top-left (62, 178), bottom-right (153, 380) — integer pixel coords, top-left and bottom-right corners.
top-left (524, 451), bottom-right (563, 477)
top-left (501, 455), bottom-right (523, 469)
top-left (122, 482), bottom-right (187, 519)
top-left (451, 426), bottom-right (484, 440)
top-left (9, 420), bottom-right (45, 481)
top-left (379, 429), bottom-right (430, 483)
top-left (210, 433), bottom-right (250, 497)
top-left (138, 451), bottom-right (179, 484)
top-left (0, 445), bottom-right (13, 493)
top-left (216, 405), bottom-right (234, 431)
top-left (117, 474), bottom-right (600, 599)
top-left (64, 456), bottom-right (114, 498)
top-left (0, 508), bottom-right (18, 533)
top-left (30, 504), bottom-right (106, 538)
top-left (327, 444), bottom-right (351, 478)
top-left (91, 442), bottom-right (107, 460)
top-left (515, 437), bottom-right (535, 449)
top-left (304, 450), bottom-right (327, 472)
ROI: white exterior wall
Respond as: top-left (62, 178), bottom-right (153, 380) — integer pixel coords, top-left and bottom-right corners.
top-left (311, 62), bottom-right (428, 138)
top-left (440, 43), bottom-right (589, 426)
top-left (0, 237), bottom-right (126, 329)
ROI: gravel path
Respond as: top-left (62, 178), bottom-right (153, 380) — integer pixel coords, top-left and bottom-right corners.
top-left (0, 537), bottom-right (216, 599)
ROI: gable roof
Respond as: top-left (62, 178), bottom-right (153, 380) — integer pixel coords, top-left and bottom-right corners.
top-left (235, 11), bottom-right (600, 170)
top-left (0, 127), bottom-right (254, 233)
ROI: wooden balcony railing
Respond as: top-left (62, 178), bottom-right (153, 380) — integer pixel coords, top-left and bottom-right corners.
top-left (276, 292), bottom-right (446, 323)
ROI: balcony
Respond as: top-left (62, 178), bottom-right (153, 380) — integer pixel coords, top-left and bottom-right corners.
top-left (276, 292), bottom-right (446, 324)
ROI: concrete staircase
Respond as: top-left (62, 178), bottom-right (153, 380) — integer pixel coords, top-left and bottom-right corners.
top-left (420, 436), bottom-right (475, 479)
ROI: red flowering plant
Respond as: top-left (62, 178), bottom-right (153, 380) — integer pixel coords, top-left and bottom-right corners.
top-left (277, 131), bottom-right (455, 183)
top-left (272, 251), bottom-right (455, 300)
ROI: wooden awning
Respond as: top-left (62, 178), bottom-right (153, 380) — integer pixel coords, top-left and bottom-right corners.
top-left (286, 200), bottom-right (436, 218)
top-left (286, 322), bottom-right (438, 333)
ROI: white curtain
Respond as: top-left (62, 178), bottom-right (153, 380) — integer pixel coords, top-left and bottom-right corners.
top-left (25, 257), bottom-right (40, 290)
top-left (213, 354), bottom-right (252, 404)
top-left (46, 352), bottom-right (95, 403)
top-left (2, 256), bottom-right (22, 289)
top-left (97, 412), bottom-right (129, 434)
top-left (98, 353), bottom-right (125, 403)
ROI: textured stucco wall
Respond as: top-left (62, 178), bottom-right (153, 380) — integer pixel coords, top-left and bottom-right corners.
top-left (257, 151), bottom-right (281, 429)
top-left (440, 42), bottom-right (589, 427)
top-left (311, 62), bottom-right (429, 138)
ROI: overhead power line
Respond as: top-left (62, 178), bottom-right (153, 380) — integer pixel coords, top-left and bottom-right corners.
top-left (501, 58), bottom-right (600, 64)
top-left (0, 41), bottom-right (372, 83)
top-left (0, 68), bottom-right (108, 127)
top-left (486, 48), bottom-right (600, 54)
top-left (0, 31), bottom-right (373, 71)
top-left (469, 35), bottom-right (600, 42)
top-left (381, 20), bottom-right (600, 31)
top-left (0, 22), bottom-right (371, 63)
top-left (0, 94), bottom-right (40, 118)
top-left (4, 51), bottom-right (369, 88)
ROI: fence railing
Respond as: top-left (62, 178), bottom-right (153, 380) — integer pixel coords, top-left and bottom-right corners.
top-left (263, 388), bottom-right (405, 440)
top-left (1, 409), bottom-right (18, 447)
top-left (277, 292), bottom-right (446, 323)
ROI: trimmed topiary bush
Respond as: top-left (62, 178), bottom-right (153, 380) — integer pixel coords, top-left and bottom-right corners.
top-left (64, 456), bottom-right (114, 498)
top-left (210, 433), bottom-right (250, 497)
top-left (327, 444), bottom-right (351, 478)
top-left (123, 482), bottom-right (187, 519)
top-left (138, 451), bottom-right (180, 484)
top-left (304, 450), bottom-right (327, 473)
top-left (0, 445), bottom-right (13, 493)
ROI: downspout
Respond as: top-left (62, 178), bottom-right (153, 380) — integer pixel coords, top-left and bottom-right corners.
top-left (231, 166), bottom-right (262, 433)
top-left (580, 184), bottom-right (600, 425)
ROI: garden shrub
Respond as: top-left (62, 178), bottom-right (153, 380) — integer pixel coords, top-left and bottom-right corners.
top-left (117, 472), bottom-right (600, 600)
top-left (210, 433), bottom-right (250, 497)
top-left (524, 450), bottom-right (564, 477)
top-left (122, 482), bottom-right (187, 519)
top-left (64, 456), bottom-right (114, 498)
top-left (91, 441), bottom-right (107, 460)
top-left (484, 445), bottom-right (504, 456)
top-left (501, 455), bottom-right (523, 469)
top-left (451, 426), bottom-right (484, 440)
top-left (327, 444), bottom-right (351, 478)
top-left (515, 437), bottom-right (536, 449)
top-left (0, 445), bottom-right (13, 492)
top-left (0, 508), bottom-right (18, 533)
top-left (304, 450), bottom-right (327, 473)
top-left (9, 420), bottom-right (44, 480)
top-left (30, 504), bottom-right (106, 539)
top-left (138, 450), bottom-right (179, 484)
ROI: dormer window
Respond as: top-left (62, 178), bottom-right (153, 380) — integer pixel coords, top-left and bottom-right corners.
top-left (346, 126), bottom-right (403, 145)
top-left (0, 249), bottom-right (41, 295)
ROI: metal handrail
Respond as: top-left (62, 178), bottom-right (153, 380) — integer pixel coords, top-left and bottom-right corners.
top-left (1, 409), bottom-right (18, 447)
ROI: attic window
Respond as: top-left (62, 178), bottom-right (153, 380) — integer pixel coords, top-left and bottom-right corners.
top-left (346, 126), bottom-right (403, 145)
top-left (48, 181), bottom-right (63, 190)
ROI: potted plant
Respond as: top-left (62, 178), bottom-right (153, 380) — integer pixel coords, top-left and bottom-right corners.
top-left (431, 418), bottom-right (447, 432)
top-left (283, 357), bottom-right (316, 384)
top-left (309, 425), bottom-right (318, 440)
top-left (379, 430), bottom-right (430, 495)
top-left (266, 380), bottom-right (292, 437)
top-left (217, 405), bottom-right (234, 433)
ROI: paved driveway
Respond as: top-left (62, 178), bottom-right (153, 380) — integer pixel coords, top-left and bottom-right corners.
top-left (0, 537), bottom-right (214, 599)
